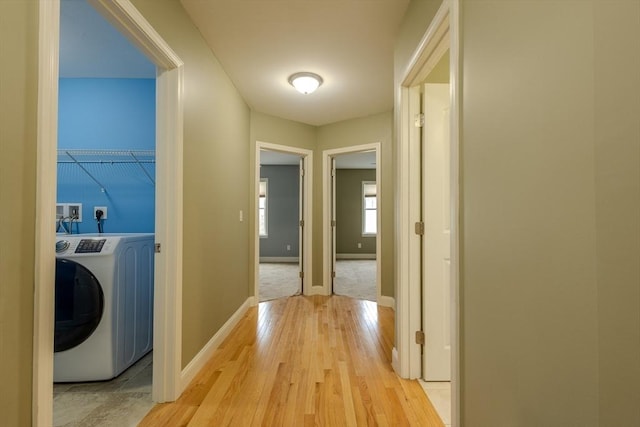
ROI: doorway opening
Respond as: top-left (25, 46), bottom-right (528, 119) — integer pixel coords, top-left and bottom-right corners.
top-left (418, 53), bottom-right (452, 426)
top-left (323, 143), bottom-right (382, 302)
top-left (53, 1), bottom-right (157, 424)
top-left (254, 142), bottom-right (313, 303)
top-left (395, 1), bottom-right (459, 426)
top-left (258, 149), bottom-right (303, 301)
top-left (333, 151), bottom-right (378, 301)
top-left (35, 0), bottom-right (184, 425)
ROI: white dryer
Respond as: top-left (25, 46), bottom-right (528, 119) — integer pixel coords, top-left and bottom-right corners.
top-left (54, 233), bottom-right (154, 382)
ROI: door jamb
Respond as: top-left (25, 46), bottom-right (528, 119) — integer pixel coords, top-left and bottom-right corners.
top-left (394, 0), bottom-right (460, 425)
top-left (322, 143), bottom-right (383, 304)
top-left (34, 1), bottom-right (184, 424)
top-left (254, 141), bottom-right (313, 303)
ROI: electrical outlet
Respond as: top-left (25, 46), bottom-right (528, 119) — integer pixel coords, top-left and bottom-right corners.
top-left (94, 206), bottom-right (108, 220)
top-left (357, 242), bottom-right (362, 249)
top-left (286, 244), bottom-right (291, 251)
top-left (68, 203), bottom-right (82, 222)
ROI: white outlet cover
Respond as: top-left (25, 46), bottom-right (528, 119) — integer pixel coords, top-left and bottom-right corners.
top-left (94, 206), bottom-right (108, 220)
top-left (67, 203), bottom-right (82, 222)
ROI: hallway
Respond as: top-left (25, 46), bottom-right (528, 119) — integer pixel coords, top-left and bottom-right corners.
top-left (139, 295), bottom-right (444, 426)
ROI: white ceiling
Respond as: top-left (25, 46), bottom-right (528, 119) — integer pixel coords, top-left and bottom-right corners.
top-left (179, 0), bottom-right (410, 126)
top-left (59, 0), bottom-right (155, 78)
top-left (60, 0), bottom-right (410, 126)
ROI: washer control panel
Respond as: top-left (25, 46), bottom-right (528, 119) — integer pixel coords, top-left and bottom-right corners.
top-left (55, 236), bottom-right (119, 256)
top-left (75, 239), bottom-right (106, 253)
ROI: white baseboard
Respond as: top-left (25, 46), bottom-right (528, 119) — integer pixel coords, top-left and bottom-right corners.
top-left (306, 284), bottom-right (329, 296)
top-left (392, 347), bottom-right (400, 375)
top-left (180, 297), bottom-right (252, 391)
top-left (336, 253), bottom-right (376, 260)
top-left (378, 296), bottom-right (395, 310)
top-left (259, 257), bottom-right (299, 263)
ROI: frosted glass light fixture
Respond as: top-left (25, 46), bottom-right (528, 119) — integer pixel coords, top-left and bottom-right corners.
top-left (288, 72), bottom-right (323, 94)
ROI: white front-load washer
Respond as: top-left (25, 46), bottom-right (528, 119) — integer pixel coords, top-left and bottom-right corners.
top-left (54, 233), bottom-right (154, 382)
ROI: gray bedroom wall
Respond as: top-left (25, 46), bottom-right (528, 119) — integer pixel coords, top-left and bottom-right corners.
top-left (260, 165), bottom-right (300, 258)
top-left (336, 169), bottom-right (376, 255)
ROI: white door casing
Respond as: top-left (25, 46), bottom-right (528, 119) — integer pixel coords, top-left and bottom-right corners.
top-left (331, 156), bottom-right (337, 291)
top-left (322, 144), bottom-right (382, 302)
top-left (299, 158), bottom-right (305, 289)
top-left (254, 141), bottom-right (313, 302)
top-left (422, 83), bottom-right (451, 381)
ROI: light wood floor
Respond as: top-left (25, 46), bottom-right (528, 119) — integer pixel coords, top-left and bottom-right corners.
top-left (139, 295), bottom-right (444, 426)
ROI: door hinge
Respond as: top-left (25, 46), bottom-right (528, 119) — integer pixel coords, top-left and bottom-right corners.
top-left (331, 168), bottom-right (336, 177)
top-left (414, 221), bottom-right (425, 236)
top-left (299, 271), bottom-right (304, 279)
top-left (331, 219), bottom-right (336, 227)
top-left (154, 243), bottom-right (161, 253)
top-left (299, 219), bottom-right (304, 227)
top-left (300, 167), bottom-right (305, 177)
top-left (415, 330), bottom-right (425, 345)
top-left (332, 271), bottom-right (336, 278)
top-left (414, 113), bottom-right (425, 128)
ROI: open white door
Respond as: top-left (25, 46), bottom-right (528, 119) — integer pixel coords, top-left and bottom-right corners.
top-left (422, 83), bottom-right (451, 381)
top-left (298, 157), bottom-right (304, 291)
top-left (331, 157), bottom-right (337, 292)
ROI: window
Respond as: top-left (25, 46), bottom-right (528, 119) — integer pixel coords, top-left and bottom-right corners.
top-left (259, 179), bottom-right (268, 237)
top-left (362, 181), bottom-right (377, 235)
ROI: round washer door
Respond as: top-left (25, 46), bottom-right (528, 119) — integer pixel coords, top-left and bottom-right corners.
top-left (55, 258), bottom-right (105, 353)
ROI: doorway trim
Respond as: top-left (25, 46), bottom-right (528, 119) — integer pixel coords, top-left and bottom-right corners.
top-left (394, 0), bottom-right (460, 426)
top-left (322, 143), bottom-right (383, 303)
top-left (34, 0), bottom-right (184, 424)
top-left (254, 141), bottom-right (313, 303)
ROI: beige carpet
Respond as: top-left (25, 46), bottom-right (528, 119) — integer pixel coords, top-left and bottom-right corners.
top-left (259, 260), bottom-right (377, 302)
top-left (334, 259), bottom-right (377, 302)
top-left (259, 262), bottom-right (301, 302)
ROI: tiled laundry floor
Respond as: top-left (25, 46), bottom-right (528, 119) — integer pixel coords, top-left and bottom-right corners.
top-left (53, 351), bottom-right (154, 427)
top-left (419, 380), bottom-right (451, 427)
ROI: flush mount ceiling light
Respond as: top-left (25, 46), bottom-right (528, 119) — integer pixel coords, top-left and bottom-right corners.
top-left (288, 72), bottom-right (323, 95)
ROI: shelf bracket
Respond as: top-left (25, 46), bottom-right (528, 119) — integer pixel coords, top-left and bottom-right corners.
top-left (65, 151), bottom-right (107, 193)
top-left (130, 151), bottom-right (156, 185)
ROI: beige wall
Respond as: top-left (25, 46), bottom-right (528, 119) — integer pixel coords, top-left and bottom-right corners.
top-left (317, 112), bottom-right (394, 296)
top-left (130, 0), bottom-right (251, 368)
top-left (461, 1), bottom-right (599, 423)
top-left (0, 1), bottom-right (39, 425)
top-left (592, 1), bottom-right (640, 424)
top-left (459, 0), bottom-right (640, 424)
top-left (395, 0), bottom-right (639, 424)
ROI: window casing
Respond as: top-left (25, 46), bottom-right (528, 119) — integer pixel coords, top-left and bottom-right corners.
top-left (259, 179), bottom-right (268, 237)
top-left (362, 181), bottom-right (377, 236)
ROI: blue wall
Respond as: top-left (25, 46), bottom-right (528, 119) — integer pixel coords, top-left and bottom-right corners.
top-left (57, 78), bottom-right (156, 233)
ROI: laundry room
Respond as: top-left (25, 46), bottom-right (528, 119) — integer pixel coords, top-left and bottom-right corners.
top-left (53, 1), bottom-right (158, 425)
